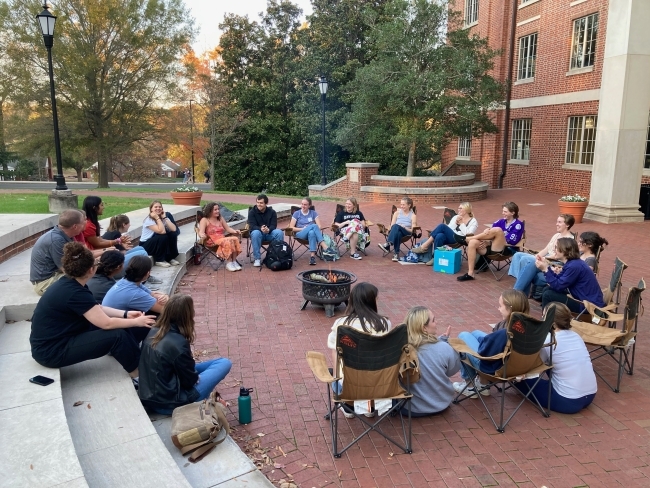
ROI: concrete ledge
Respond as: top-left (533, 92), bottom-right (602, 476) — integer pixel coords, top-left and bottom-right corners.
top-left (360, 182), bottom-right (489, 195)
top-left (308, 176), bottom-right (347, 192)
top-left (370, 173), bottom-right (474, 182)
top-left (0, 214), bottom-right (59, 252)
top-left (345, 162), bottom-right (380, 168)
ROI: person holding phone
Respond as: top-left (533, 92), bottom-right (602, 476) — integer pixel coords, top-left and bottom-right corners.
top-left (30, 242), bottom-right (156, 386)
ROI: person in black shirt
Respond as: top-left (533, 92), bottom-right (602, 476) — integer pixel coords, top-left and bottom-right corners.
top-left (87, 250), bottom-right (124, 303)
top-left (247, 194), bottom-right (284, 266)
top-left (333, 198), bottom-right (369, 260)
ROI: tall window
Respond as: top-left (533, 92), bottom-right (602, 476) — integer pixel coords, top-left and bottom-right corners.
top-left (570, 13), bottom-right (598, 69)
top-left (566, 116), bottom-right (597, 165)
top-left (511, 119), bottom-right (532, 160)
top-left (465, 0), bottom-right (479, 25)
top-left (517, 33), bottom-right (537, 80)
top-left (458, 131), bottom-right (472, 158)
top-left (645, 112), bottom-right (650, 169)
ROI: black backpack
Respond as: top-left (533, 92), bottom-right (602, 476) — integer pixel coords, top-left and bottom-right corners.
top-left (263, 240), bottom-right (293, 271)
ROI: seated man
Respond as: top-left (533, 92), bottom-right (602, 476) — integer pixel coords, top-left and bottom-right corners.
top-left (30, 209), bottom-right (86, 296)
top-left (248, 193), bottom-right (284, 267)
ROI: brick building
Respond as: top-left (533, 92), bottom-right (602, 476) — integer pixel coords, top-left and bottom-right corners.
top-left (443, 0), bottom-right (650, 222)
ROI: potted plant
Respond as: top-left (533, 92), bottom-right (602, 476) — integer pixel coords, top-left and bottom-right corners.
top-left (558, 194), bottom-right (588, 223)
top-left (170, 185), bottom-right (203, 206)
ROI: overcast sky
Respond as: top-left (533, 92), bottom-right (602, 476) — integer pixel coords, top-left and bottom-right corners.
top-left (183, 0), bottom-right (314, 53)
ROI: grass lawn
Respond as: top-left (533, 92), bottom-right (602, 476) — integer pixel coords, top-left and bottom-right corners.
top-left (0, 193), bottom-right (247, 217)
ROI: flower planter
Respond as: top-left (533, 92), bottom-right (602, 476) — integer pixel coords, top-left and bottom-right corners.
top-left (558, 200), bottom-right (588, 224)
top-left (170, 191), bottom-right (203, 206)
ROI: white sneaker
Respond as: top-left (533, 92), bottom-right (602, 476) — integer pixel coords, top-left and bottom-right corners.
top-left (155, 261), bottom-right (171, 268)
top-left (226, 262), bottom-right (237, 272)
top-left (169, 259), bottom-right (180, 266)
top-left (233, 262), bottom-right (242, 270)
top-left (253, 259), bottom-right (261, 267)
top-left (453, 380), bottom-right (490, 398)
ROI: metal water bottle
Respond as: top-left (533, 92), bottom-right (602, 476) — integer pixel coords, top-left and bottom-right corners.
top-left (238, 387), bottom-right (253, 424)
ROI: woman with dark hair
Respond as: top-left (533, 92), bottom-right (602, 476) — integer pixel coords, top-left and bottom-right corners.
top-left (508, 214), bottom-right (576, 296)
top-left (87, 250), bottom-right (124, 303)
top-left (378, 196), bottom-right (417, 262)
top-left (138, 295), bottom-right (232, 414)
top-left (516, 303), bottom-right (596, 413)
top-left (333, 197), bottom-right (369, 260)
top-left (140, 201), bottom-right (180, 268)
top-left (198, 202), bottom-right (242, 272)
top-left (81, 196), bottom-right (127, 251)
top-left (536, 238), bottom-right (605, 313)
top-left (458, 202), bottom-right (524, 282)
top-left (403, 306), bottom-right (460, 416)
top-left (288, 197), bottom-right (329, 265)
top-left (30, 242), bottom-right (155, 384)
top-left (579, 231), bottom-right (608, 271)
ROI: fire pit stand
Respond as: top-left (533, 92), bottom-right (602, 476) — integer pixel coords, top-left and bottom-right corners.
top-left (296, 270), bottom-right (358, 317)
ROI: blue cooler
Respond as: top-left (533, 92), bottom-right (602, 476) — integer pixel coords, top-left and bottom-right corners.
top-left (433, 248), bottom-right (461, 274)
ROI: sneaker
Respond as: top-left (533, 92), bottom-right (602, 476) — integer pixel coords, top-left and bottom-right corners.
top-left (309, 256), bottom-right (317, 265)
top-left (378, 243), bottom-right (390, 253)
top-left (364, 410), bottom-right (377, 418)
top-left (233, 262), bottom-right (242, 271)
top-left (155, 261), bottom-right (170, 268)
top-left (169, 259), bottom-right (180, 266)
top-left (131, 377), bottom-right (139, 391)
top-left (425, 258), bottom-right (434, 266)
top-left (453, 380), bottom-right (490, 398)
top-left (341, 404), bottom-right (355, 419)
top-left (350, 253), bottom-right (362, 260)
top-left (146, 275), bottom-right (163, 284)
top-left (392, 254), bottom-right (399, 262)
top-left (226, 262), bottom-right (237, 272)
top-left (457, 273), bottom-right (475, 282)
top-left (254, 259), bottom-right (261, 267)
top-left (411, 246), bottom-right (427, 254)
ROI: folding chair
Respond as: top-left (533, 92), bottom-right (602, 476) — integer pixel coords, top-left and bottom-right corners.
top-left (573, 257), bottom-right (628, 323)
top-left (330, 204), bottom-right (373, 258)
top-left (285, 204), bottom-right (327, 261)
top-left (376, 205), bottom-right (421, 258)
top-left (193, 210), bottom-right (226, 271)
top-left (479, 220), bottom-right (526, 281)
top-left (305, 324), bottom-right (418, 457)
top-left (440, 207), bottom-right (470, 260)
top-left (241, 206), bottom-right (274, 263)
top-left (571, 279), bottom-right (645, 392)
top-left (449, 307), bottom-right (556, 433)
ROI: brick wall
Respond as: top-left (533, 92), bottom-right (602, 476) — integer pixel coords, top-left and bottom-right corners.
top-left (362, 190), bottom-right (488, 205)
top-left (0, 228), bottom-right (52, 265)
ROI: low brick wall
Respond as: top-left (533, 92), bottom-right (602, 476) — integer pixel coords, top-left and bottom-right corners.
top-left (370, 174), bottom-right (475, 188)
top-left (0, 228), bottom-right (52, 265)
top-left (361, 189), bottom-right (488, 204)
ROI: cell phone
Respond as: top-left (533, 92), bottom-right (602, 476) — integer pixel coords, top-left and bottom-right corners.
top-left (29, 375), bottom-right (54, 386)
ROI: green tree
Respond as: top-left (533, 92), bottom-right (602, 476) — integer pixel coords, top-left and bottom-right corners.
top-left (337, 0), bottom-right (503, 176)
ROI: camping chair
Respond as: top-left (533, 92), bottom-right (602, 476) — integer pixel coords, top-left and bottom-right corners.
top-left (241, 206), bottom-right (275, 263)
top-left (439, 207), bottom-right (471, 260)
top-left (478, 221), bottom-right (526, 281)
top-left (330, 204), bottom-right (373, 257)
top-left (284, 204), bottom-right (328, 261)
top-left (572, 257), bottom-right (628, 323)
top-left (193, 210), bottom-right (227, 271)
top-left (571, 279), bottom-right (645, 392)
top-left (449, 307), bottom-right (556, 433)
top-left (305, 324), bottom-right (418, 457)
top-left (376, 205), bottom-right (421, 258)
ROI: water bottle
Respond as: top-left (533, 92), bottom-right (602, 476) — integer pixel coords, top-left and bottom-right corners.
top-left (238, 387), bottom-right (254, 424)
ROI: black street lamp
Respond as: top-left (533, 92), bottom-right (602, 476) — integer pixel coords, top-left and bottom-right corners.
top-left (318, 76), bottom-right (328, 186)
top-left (36, 3), bottom-right (67, 191)
top-left (189, 99), bottom-right (195, 184)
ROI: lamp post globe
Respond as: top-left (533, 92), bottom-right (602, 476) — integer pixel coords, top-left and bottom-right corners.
top-left (36, 3), bottom-right (67, 191)
top-left (318, 76), bottom-right (328, 186)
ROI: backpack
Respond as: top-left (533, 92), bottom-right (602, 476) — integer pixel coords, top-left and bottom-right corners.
top-left (263, 240), bottom-right (293, 271)
top-left (321, 234), bottom-right (340, 261)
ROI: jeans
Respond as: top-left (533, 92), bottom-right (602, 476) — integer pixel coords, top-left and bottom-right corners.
top-left (512, 253), bottom-right (546, 296)
top-left (295, 224), bottom-right (324, 252)
top-left (516, 378), bottom-right (595, 414)
top-left (458, 330), bottom-right (487, 380)
top-left (387, 225), bottom-right (411, 253)
top-left (429, 224), bottom-right (457, 248)
top-left (542, 288), bottom-right (583, 313)
top-left (250, 229), bottom-right (284, 259)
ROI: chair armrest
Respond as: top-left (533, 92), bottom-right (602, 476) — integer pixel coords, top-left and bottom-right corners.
top-left (448, 338), bottom-right (507, 361)
top-left (284, 227), bottom-right (296, 237)
top-left (305, 351), bottom-right (339, 383)
top-left (376, 223), bottom-right (388, 235)
top-left (365, 220), bottom-right (374, 227)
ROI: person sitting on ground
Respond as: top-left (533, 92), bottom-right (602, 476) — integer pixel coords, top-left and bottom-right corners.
top-left (327, 282), bottom-right (392, 418)
top-left (138, 294), bottom-right (233, 414)
top-left (248, 194), bottom-right (285, 267)
top-left (30, 209), bottom-right (86, 296)
top-left (333, 197), bottom-right (369, 261)
top-left (452, 290), bottom-right (530, 397)
top-left (103, 255), bottom-right (169, 318)
top-left (198, 202), bottom-right (243, 272)
top-left (536, 238), bottom-right (605, 313)
top-left (30, 242), bottom-right (155, 386)
top-left (578, 231), bottom-right (608, 272)
top-left (378, 197), bottom-right (417, 262)
top-left (457, 201), bottom-right (524, 282)
top-left (516, 302), bottom-right (596, 414)
top-left (413, 202), bottom-right (479, 266)
top-left (140, 200), bottom-right (181, 268)
top-left (288, 197), bottom-right (329, 265)
top-left (508, 214), bottom-right (575, 296)
top-left (87, 251), bottom-right (124, 303)
top-left (403, 306), bottom-right (460, 417)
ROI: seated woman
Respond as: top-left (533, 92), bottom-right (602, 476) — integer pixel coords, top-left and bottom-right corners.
top-left (403, 306), bottom-right (460, 417)
top-left (536, 238), bottom-right (605, 313)
top-left (516, 303), bottom-right (596, 414)
top-left (378, 197), bottom-right (417, 262)
top-left (30, 242), bottom-right (155, 386)
top-left (138, 294), bottom-right (232, 414)
top-left (140, 201), bottom-right (180, 268)
top-left (87, 250), bottom-right (124, 303)
top-left (289, 197), bottom-right (329, 266)
top-left (412, 202), bottom-right (478, 266)
top-left (457, 201), bottom-right (524, 282)
top-left (333, 197), bottom-right (368, 260)
top-left (452, 290), bottom-right (530, 397)
top-left (198, 202), bottom-right (243, 272)
top-left (327, 282), bottom-right (391, 418)
top-left (578, 231), bottom-right (608, 271)
top-left (508, 213), bottom-right (575, 296)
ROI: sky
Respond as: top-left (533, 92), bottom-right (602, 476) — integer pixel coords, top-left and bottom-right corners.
top-left (183, 0), bottom-right (314, 54)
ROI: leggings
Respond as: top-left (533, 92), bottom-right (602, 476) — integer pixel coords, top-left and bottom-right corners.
top-left (516, 378), bottom-right (595, 414)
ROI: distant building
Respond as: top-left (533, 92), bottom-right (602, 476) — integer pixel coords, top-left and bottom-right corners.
top-left (159, 160), bottom-right (182, 178)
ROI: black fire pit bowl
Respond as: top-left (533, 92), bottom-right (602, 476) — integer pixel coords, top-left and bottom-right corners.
top-left (296, 269), bottom-right (358, 317)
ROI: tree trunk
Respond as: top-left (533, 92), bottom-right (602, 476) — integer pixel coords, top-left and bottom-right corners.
top-left (97, 145), bottom-right (110, 188)
top-left (0, 102), bottom-right (7, 172)
top-left (76, 168), bottom-right (83, 182)
top-left (407, 141), bottom-right (416, 177)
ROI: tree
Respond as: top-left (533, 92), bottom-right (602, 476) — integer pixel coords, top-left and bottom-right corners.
top-left (337, 0), bottom-right (503, 176)
top-left (6, 0), bottom-right (194, 187)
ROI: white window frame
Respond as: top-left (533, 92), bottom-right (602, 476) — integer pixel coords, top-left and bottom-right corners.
top-left (644, 111), bottom-right (650, 170)
top-left (458, 133), bottom-right (472, 159)
top-left (517, 33), bottom-right (537, 80)
top-left (566, 115), bottom-right (597, 166)
top-left (511, 119), bottom-right (532, 160)
top-left (465, 0), bottom-right (479, 26)
top-left (570, 13), bottom-right (599, 70)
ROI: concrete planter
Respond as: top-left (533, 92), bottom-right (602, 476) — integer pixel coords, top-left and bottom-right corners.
top-left (558, 200), bottom-right (588, 224)
top-left (170, 191), bottom-right (203, 206)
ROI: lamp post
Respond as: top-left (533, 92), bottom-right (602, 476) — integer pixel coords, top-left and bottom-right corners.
top-left (189, 100), bottom-right (195, 184)
top-left (318, 76), bottom-right (328, 186)
top-left (36, 3), bottom-right (67, 191)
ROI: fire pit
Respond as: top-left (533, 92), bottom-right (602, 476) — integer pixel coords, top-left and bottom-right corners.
top-left (296, 269), bottom-right (358, 317)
